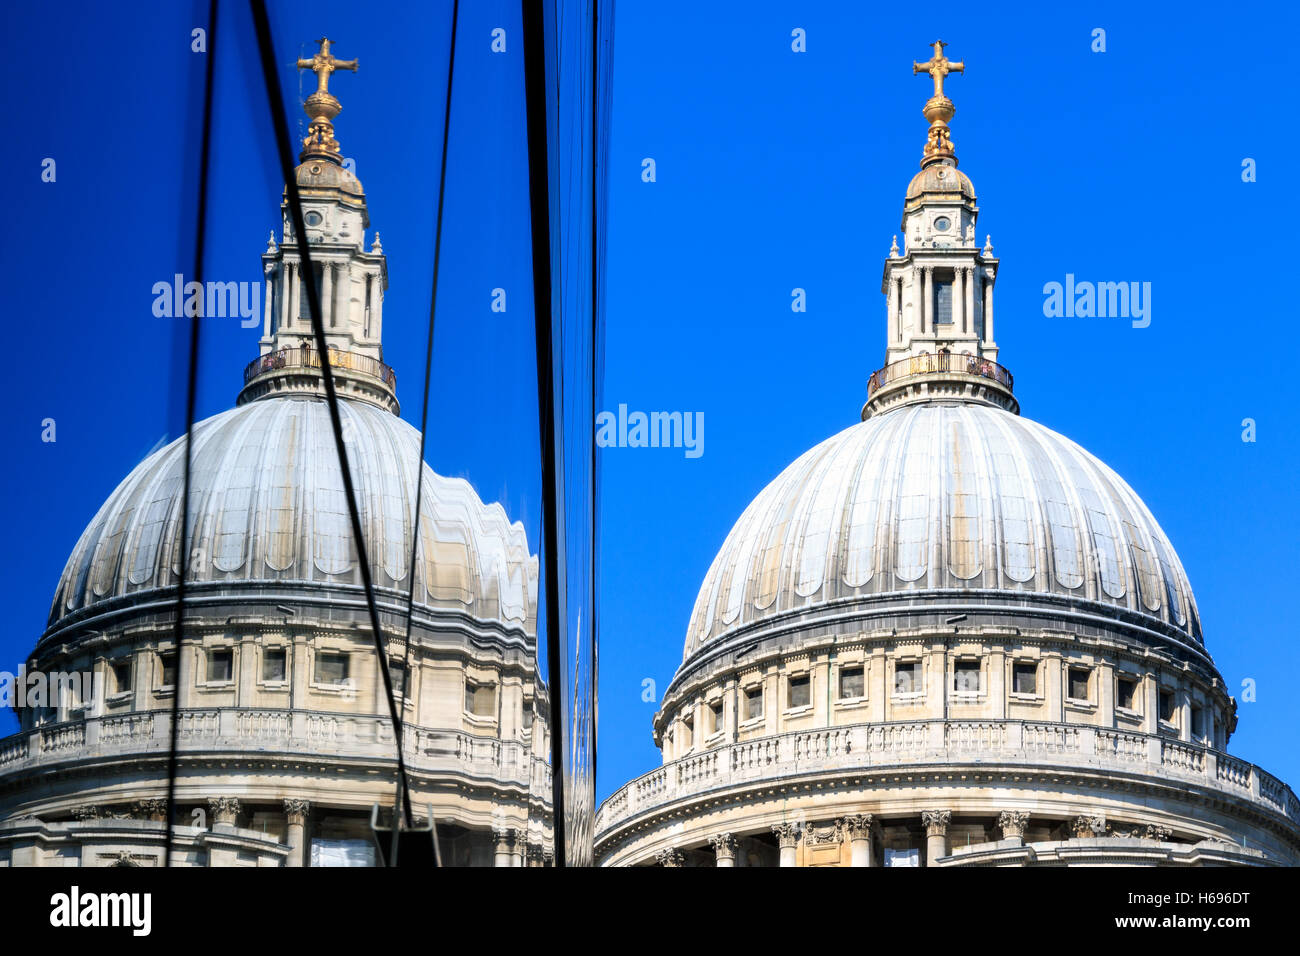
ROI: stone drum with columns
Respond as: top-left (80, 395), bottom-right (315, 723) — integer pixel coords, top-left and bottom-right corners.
top-left (593, 41), bottom-right (1300, 868)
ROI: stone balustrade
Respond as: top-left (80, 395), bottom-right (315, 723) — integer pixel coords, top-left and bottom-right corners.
top-left (595, 719), bottom-right (1300, 836)
top-left (0, 709), bottom-right (550, 798)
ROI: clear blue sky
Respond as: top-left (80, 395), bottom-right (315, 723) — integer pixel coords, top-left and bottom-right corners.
top-left (2, 1), bottom-right (1297, 808)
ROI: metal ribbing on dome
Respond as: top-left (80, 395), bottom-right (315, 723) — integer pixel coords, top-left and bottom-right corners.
top-left (682, 403), bottom-right (1201, 663)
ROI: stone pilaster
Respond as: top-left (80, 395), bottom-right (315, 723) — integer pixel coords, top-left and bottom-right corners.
top-left (655, 848), bottom-right (684, 867)
top-left (133, 799), bottom-right (168, 822)
top-left (1071, 813), bottom-right (1106, 839)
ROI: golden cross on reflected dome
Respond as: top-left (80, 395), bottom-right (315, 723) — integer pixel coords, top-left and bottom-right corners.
top-left (913, 40), bottom-right (963, 100)
top-left (296, 37), bottom-right (358, 96)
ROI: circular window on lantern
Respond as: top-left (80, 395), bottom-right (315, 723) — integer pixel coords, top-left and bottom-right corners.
top-left (304, 211), bottom-right (323, 227)
top-left (934, 217), bottom-right (951, 232)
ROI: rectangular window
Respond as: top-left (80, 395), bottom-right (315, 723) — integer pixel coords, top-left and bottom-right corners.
top-left (1190, 706), bottom-right (1205, 739)
top-left (159, 652), bottom-right (177, 689)
top-left (934, 279), bottom-right (953, 325)
top-left (1159, 689), bottom-right (1177, 723)
top-left (314, 652), bottom-right (348, 686)
top-left (389, 661), bottom-right (408, 698)
top-left (1012, 662), bottom-right (1037, 695)
top-left (1068, 667), bottom-right (1091, 701)
top-left (464, 681), bottom-right (495, 717)
top-left (953, 661), bottom-right (981, 693)
top-left (207, 649), bottom-right (233, 683)
top-left (744, 686), bottom-right (763, 721)
top-left (262, 648), bottom-right (287, 683)
top-left (681, 713), bottom-right (694, 749)
top-left (709, 701), bottom-right (723, 735)
top-left (110, 660), bottom-right (133, 695)
top-left (1117, 676), bottom-right (1138, 711)
top-left (839, 666), bottom-right (865, 700)
top-left (787, 674), bottom-right (811, 709)
top-left (895, 661), bottom-right (920, 695)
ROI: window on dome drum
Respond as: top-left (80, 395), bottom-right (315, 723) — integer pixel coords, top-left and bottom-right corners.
top-left (788, 674), bottom-right (811, 709)
top-left (744, 686), bottom-right (764, 721)
top-left (1190, 706), bottom-right (1206, 740)
top-left (953, 661), bottom-right (981, 694)
top-left (1012, 662), bottom-right (1037, 695)
top-left (110, 660), bottom-right (132, 696)
top-left (894, 661), bottom-right (920, 695)
top-left (159, 652), bottom-right (176, 689)
top-left (1117, 676), bottom-right (1138, 711)
top-left (1068, 667), bottom-right (1091, 702)
top-left (1159, 689), bottom-right (1177, 723)
top-left (464, 681), bottom-right (496, 718)
top-left (709, 701), bottom-right (723, 735)
top-left (314, 652), bottom-right (349, 686)
top-left (207, 648), bottom-right (233, 683)
top-left (262, 648), bottom-right (287, 683)
top-left (681, 713), bottom-right (694, 749)
top-left (839, 666), bottom-right (865, 699)
top-left (389, 661), bottom-right (408, 699)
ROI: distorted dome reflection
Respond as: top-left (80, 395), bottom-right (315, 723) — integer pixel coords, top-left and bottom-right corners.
top-left (0, 39), bottom-right (552, 868)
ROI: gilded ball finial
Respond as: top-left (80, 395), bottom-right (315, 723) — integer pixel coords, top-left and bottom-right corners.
top-left (295, 37), bottom-right (359, 164)
top-left (912, 40), bottom-right (964, 167)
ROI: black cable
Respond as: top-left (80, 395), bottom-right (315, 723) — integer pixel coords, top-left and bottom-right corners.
top-left (249, 0), bottom-right (415, 830)
top-left (522, 0), bottom-right (567, 867)
top-left (395, 0), bottom-right (460, 861)
top-left (164, 0), bottom-right (219, 869)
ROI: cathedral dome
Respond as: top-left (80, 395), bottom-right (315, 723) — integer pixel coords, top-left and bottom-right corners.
top-left (46, 396), bottom-right (537, 637)
top-left (904, 162), bottom-right (974, 203)
top-left (682, 402), bottom-right (1201, 666)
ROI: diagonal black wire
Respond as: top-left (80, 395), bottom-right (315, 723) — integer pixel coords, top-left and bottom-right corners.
top-left (249, 0), bottom-right (415, 830)
top-left (395, 0), bottom-right (459, 859)
top-left (522, 0), bottom-right (567, 867)
top-left (164, 0), bottom-right (219, 869)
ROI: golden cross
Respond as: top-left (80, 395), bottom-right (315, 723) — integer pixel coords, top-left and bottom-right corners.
top-left (296, 37), bottom-right (357, 96)
top-left (913, 40), bottom-right (963, 100)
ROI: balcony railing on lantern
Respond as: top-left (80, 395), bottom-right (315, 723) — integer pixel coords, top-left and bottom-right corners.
top-left (243, 346), bottom-right (396, 389)
top-left (867, 351), bottom-right (1013, 398)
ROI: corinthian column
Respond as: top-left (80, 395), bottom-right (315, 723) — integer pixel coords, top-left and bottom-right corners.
top-left (772, 823), bottom-right (801, 867)
top-left (964, 266), bottom-right (975, 334)
top-left (886, 275), bottom-right (898, 346)
top-left (922, 267), bottom-right (933, 335)
top-left (284, 799), bottom-right (310, 868)
top-left (922, 809), bottom-right (952, 866)
top-left (983, 269), bottom-right (995, 343)
top-left (493, 828), bottom-right (513, 867)
top-left (842, 814), bottom-right (875, 867)
top-left (655, 848), bottom-right (684, 867)
top-left (263, 266), bottom-right (274, 337)
top-left (322, 261), bottom-right (334, 329)
top-left (997, 810), bottom-right (1029, 845)
top-left (710, 833), bottom-right (737, 867)
top-left (952, 267), bottom-right (964, 333)
top-left (279, 263), bottom-right (290, 334)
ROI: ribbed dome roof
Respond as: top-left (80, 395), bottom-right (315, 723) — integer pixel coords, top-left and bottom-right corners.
top-left (683, 403), bottom-right (1200, 664)
top-left (904, 162), bottom-right (975, 202)
top-left (48, 397), bottom-right (536, 633)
